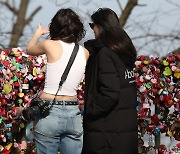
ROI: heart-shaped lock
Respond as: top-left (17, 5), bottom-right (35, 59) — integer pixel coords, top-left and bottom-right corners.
top-left (174, 72), bottom-right (180, 79)
top-left (135, 61), bottom-right (141, 67)
top-left (33, 67), bottom-right (37, 76)
top-left (18, 92), bottom-right (24, 98)
top-left (167, 130), bottom-right (173, 137)
top-left (14, 82), bottom-right (19, 87)
top-left (139, 86), bottom-right (146, 93)
top-left (150, 78), bottom-right (157, 84)
top-left (157, 145), bottom-right (166, 154)
top-left (144, 60), bottom-right (149, 65)
top-left (163, 67), bottom-right (172, 76)
top-left (143, 103), bottom-right (150, 109)
top-left (162, 60), bottom-right (169, 66)
top-left (3, 84), bottom-right (11, 94)
top-left (3, 61), bottom-right (10, 67)
top-left (145, 83), bottom-right (151, 89)
top-left (12, 75), bottom-right (18, 82)
top-left (167, 56), bottom-right (174, 63)
top-left (151, 88), bottom-right (157, 94)
top-left (171, 65), bottom-right (177, 71)
top-left (0, 99), bottom-right (7, 106)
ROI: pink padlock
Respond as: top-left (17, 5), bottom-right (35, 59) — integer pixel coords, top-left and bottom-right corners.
top-left (143, 103), bottom-right (150, 109)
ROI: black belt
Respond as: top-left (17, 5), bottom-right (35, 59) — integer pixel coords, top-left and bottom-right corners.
top-left (52, 100), bottom-right (78, 105)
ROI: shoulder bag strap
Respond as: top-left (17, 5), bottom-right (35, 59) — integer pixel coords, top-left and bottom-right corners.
top-left (53, 43), bottom-right (79, 101)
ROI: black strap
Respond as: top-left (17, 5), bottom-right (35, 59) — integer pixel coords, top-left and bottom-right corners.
top-left (53, 43), bottom-right (79, 100)
top-left (59, 44), bottom-right (79, 87)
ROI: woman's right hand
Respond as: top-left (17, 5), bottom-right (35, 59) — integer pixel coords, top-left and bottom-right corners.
top-left (26, 23), bottom-right (49, 56)
top-left (35, 23), bottom-right (49, 36)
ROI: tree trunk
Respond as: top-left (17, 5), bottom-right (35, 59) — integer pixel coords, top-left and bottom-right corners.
top-left (119, 0), bottom-right (138, 28)
top-left (9, 0), bottom-right (30, 48)
top-left (8, 0), bottom-right (41, 48)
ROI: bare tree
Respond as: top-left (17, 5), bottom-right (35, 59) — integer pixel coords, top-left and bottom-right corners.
top-left (116, 0), bottom-right (180, 56)
top-left (0, 0), bottom-right (41, 48)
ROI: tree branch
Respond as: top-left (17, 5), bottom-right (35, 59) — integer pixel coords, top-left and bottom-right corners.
top-left (116, 0), bottom-right (123, 12)
top-left (119, 0), bottom-right (139, 27)
top-left (55, 0), bottom-right (70, 6)
top-left (0, 1), bottom-right (18, 15)
top-left (132, 34), bottom-right (180, 40)
top-left (25, 6), bottom-right (42, 25)
top-left (0, 43), bottom-right (6, 49)
top-left (165, 0), bottom-right (180, 8)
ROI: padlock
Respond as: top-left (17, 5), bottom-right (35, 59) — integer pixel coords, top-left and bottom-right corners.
top-left (143, 103), bottom-right (150, 109)
top-left (139, 85), bottom-right (146, 93)
top-left (162, 60), bottom-right (169, 66)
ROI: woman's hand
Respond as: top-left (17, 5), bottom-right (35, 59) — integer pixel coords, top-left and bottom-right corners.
top-left (35, 23), bottom-right (49, 36)
top-left (26, 23), bottom-right (49, 56)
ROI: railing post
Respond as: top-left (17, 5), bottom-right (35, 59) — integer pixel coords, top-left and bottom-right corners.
top-left (155, 105), bottom-right (160, 148)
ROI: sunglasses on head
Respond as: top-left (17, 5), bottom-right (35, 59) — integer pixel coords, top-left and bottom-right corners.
top-left (89, 23), bottom-right (95, 29)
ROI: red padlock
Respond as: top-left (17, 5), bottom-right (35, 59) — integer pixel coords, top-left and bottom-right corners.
top-left (146, 124), bottom-right (155, 132)
top-left (0, 99), bottom-right (7, 106)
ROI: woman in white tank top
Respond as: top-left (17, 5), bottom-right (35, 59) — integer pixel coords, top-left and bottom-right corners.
top-left (25, 8), bottom-right (89, 154)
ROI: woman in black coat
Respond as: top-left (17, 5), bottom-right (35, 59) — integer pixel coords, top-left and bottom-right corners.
top-left (82, 8), bottom-right (138, 154)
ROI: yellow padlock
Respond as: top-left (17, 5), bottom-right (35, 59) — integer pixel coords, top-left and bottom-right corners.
top-left (13, 51), bottom-right (20, 55)
top-left (33, 67), bottom-right (37, 76)
top-left (174, 72), bottom-right (180, 79)
top-left (18, 92), bottom-right (24, 98)
top-left (143, 60), bottom-right (149, 65)
top-left (3, 84), bottom-right (11, 94)
top-left (6, 143), bottom-right (12, 150)
top-left (9, 80), bottom-right (14, 84)
top-left (20, 123), bottom-right (25, 128)
top-left (167, 130), bottom-right (172, 137)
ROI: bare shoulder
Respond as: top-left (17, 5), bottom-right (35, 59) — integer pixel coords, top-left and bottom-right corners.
top-left (41, 40), bottom-right (63, 63)
top-left (41, 40), bottom-right (56, 48)
top-left (42, 40), bottom-right (62, 53)
top-left (82, 47), bottom-right (89, 61)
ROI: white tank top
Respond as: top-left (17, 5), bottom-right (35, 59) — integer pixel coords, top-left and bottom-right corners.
top-left (43, 40), bottom-right (86, 96)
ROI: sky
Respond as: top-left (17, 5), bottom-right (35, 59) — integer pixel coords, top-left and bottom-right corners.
top-left (23, 0), bottom-right (180, 57)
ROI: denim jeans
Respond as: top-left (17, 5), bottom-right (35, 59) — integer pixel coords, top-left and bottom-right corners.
top-left (34, 100), bottom-right (83, 154)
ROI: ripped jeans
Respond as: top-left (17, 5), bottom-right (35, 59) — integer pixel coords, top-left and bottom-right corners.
top-left (34, 100), bottom-right (83, 154)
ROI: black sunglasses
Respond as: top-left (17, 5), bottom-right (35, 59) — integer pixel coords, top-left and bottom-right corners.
top-left (89, 23), bottom-right (95, 29)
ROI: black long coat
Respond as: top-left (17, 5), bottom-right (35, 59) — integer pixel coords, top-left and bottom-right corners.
top-left (82, 40), bottom-right (138, 154)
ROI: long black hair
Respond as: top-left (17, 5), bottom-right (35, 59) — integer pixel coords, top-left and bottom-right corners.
top-left (49, 8), bottom-right (85, 43)
top-left (91, 8), bottom-right (137, 67)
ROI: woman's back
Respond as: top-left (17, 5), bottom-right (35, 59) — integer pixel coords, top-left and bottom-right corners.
top-left (44, 40), bottom-right (86, 95)
top-left (40, 39), bottom-right (88, 100)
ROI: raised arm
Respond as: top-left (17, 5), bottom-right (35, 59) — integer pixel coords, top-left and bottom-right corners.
top-left (26, 23), bottom-right (49, 56)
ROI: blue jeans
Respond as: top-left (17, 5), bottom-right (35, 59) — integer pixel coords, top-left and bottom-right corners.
top-left (34, 101), bottom-right (83, 154)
